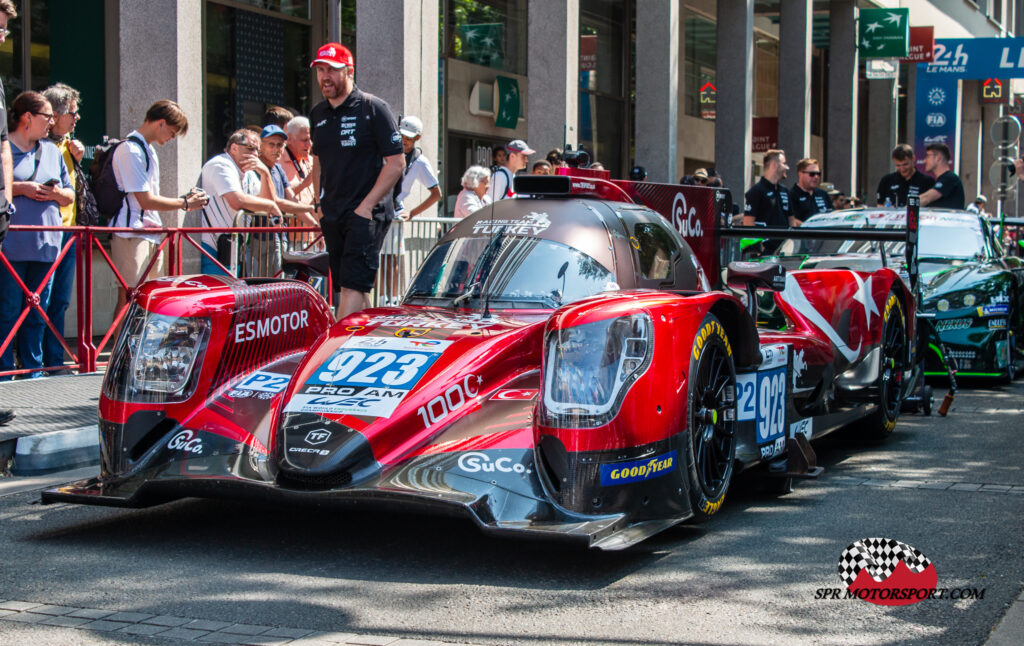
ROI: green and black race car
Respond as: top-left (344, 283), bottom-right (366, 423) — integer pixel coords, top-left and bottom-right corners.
top-left (749, 208), bottom-right (1024, 381)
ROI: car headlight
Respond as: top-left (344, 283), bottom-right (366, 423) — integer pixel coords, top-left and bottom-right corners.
top-left (936, 299), bottom-right (949, 312)
top-left (542, 313), bottom-right (653, 428)
top-left (104, 305), bottom-right (211, 403)
top-left (962, 293), bottom-right (976, 307)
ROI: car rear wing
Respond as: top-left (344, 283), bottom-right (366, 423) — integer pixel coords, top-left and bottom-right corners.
top-left (717, 197), bottom-right (921, 290)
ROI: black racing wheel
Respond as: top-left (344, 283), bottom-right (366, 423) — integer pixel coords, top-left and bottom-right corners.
top-left (861, 291), bottom-right (906, 439)
top-left (684, 313), bottom-right (737, 522)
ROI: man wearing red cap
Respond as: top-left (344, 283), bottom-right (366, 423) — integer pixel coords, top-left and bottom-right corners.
top-left (308, 42), bottom-right (405, 319)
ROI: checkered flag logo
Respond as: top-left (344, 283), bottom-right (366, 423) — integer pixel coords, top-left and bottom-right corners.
top-left (838, 537), bottom-right (932, 586)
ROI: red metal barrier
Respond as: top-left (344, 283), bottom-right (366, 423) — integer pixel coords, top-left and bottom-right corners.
top-left (1, 223), bottom-right (322, 379)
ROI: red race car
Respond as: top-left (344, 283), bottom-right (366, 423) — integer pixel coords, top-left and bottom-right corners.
top-left (43, 173), bottom-right (920, 549)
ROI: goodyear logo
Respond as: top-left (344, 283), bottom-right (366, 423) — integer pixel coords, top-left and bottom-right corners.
top-left (692, 320), bottom-right (732, 361)
top-left (600, 451), bottom-right (677, 486)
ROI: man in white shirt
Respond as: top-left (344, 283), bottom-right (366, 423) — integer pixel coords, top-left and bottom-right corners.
top-left (380, 115), bottom-right (441, 302)
top-left (199, 128), bottom-right (281, 275)
top-left (487, 139), bottom-right (534, 202)
top-left (110, 100), bottom-right (207, 320)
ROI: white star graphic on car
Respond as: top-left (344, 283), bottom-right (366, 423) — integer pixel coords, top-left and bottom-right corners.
top-left (481, 36), bottom-right (495, 47)
top-left (464, 29), bottom-right (477, 40)
top-left (862, 38), bottom-right (871, 49)
top-left (850, 272), bottom-right (879, 330)
top-left (865, 22), bottom-right (881, 33)
top-left (886, 12), bottom-right (902, 25)
top-left (782, 274), bottom-right (861, 362)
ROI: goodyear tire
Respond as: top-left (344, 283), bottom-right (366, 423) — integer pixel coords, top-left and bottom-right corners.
top-left (862, 292), bottom-right (906, 439)
top-left (685, 313), bottom-right (737, 523)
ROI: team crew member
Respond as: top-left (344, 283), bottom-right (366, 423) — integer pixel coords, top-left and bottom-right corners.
top-left (488, 139), bottom-right (533, 202)
top-left (876, 144), bottom-right (934, 207)
top-left (308, 42), bottom-right (404, 319)
top-left (789, 158), bottom-right (831, 225)
top-left (744, 149), bottom-right (794, 227)
top-left (920, 143), bottom-right (965, 210)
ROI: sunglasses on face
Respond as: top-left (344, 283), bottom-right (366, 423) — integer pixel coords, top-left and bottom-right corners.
top-left (801, 171), bottom-right (821, 177)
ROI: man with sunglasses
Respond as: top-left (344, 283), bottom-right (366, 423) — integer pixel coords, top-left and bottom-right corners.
top-left (789, 158), bottom-right (832, 225)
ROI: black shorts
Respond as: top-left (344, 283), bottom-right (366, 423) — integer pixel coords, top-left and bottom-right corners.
top-left (321, 208), bottom-right (392, 293)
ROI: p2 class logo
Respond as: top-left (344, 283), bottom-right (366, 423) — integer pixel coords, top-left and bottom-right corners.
top-left (838, 537), bottom-right (937, 606)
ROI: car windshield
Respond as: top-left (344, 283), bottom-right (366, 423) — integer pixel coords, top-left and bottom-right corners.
top-left (407, 235), bottom-right (617, 309)
top-left (778, 220), bottom-right (986, 261)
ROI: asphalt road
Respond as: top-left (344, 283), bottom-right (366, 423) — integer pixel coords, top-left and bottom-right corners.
top-left (1, 379), bottom-right (1022, 646)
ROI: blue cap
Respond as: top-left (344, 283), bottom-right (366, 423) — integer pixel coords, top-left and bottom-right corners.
top-left (260, 124), bottom-right (288, 140)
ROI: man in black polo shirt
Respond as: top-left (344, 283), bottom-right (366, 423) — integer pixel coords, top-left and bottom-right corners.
top-left (920, 143), bottom-right (965, 210)
top-left (744, 149), bottom-right (794, 228)
top-left (309, 42), bottom-right (404, 319)
top-left (789, 157), bottom-right (831, 225)
top-left (875, 143), bottom-right (934, 207)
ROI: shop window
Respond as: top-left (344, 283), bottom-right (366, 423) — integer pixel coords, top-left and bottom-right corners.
top-left (232, 0), bottom-right (311, 20)
top-left (447, 0), bottom-right (527, 75)
top-left (579, 0), bottom-right (631, 178)
top-left (754, 37), bottom-right (778, 118)
top-left (684, 13), bottom-right (716, 119)
top-left (205, 3), bottom-right (311, 157)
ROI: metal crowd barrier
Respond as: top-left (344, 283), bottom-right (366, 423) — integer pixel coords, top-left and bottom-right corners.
top-left (373, 216), bottom-right (458, 307)
top-left (0, 222), bottom-right (320, 379)
top-left (0, 216), bottom-right (460, 379)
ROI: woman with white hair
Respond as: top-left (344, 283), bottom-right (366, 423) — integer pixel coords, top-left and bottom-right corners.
top-left (454, 165), bottom-right (491, 219)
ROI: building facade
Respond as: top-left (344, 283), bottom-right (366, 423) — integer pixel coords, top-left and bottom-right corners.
top-left (2, 0), bottom-right (1020, 217)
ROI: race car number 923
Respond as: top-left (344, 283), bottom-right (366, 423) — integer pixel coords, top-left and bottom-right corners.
top-left (736, 367), bottom-right (787, 446)
top-left (318, 350), bottom-right (433, 389)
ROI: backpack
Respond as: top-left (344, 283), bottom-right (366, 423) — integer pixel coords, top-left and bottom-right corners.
top-left (89, 135), bottom-right (149, 226)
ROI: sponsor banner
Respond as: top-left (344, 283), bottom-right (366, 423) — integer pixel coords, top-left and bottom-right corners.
top-left (600, 451), bottom-right (677, 486)
top-left (367, 313), bottom-right (497, 330)
top-left (471, 211), bottom-right (552, 236)
top-left (858, 8), bottom-right (909, 58)
top-left (923, 37), bottom-right (1024, 79)
top-left (752, 117), bottom-right (778, 154)
top-left (914, 74), bottom-right (960, 172)
top-left (901, 26), bottom-right (933, 63)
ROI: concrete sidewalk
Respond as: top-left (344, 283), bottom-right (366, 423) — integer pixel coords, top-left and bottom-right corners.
top-left (0, 373), bottom-right (104, 476)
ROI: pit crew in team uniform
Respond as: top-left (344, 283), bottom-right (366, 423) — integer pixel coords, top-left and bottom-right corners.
top-left (789, 158), bottom-right (831, 225)
top-left (875, 143), bottom-right (934, 207)
top-left (308, 42), bottom-right (404, 319)
top-left (744, 149), bottom-right (794, 228)
top-left (919, 143), bottom-right (965, 210)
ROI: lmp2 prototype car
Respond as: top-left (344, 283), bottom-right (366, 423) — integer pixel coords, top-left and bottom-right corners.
top-left (44, 174), bottom-right (919, 549)
top-left (775, 208), bottom-right (1024, 381)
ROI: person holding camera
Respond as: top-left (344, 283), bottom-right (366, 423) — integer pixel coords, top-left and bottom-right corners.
top-left (0, 92), bottom-right (74, 380)
top-left (109, 100), bottom-right (207, 329)
top-left (199, 128), bottom-right (281, 276)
